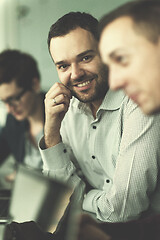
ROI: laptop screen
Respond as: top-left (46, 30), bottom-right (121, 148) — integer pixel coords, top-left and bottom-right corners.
top-left (0, 189), bottom-right (11, 223)
top-left (9, 165), bottom-right (76, 237)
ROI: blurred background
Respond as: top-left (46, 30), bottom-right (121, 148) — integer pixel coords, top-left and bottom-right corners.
top-left (0, 0), bottom-right (130, 91)
top-left (0, 0), bottom-right (129, 188)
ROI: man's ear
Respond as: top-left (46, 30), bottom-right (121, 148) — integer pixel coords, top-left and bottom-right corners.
top-left (32, 78), bottom-right (40, 93)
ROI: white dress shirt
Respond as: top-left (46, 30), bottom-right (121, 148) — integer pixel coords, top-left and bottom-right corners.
top-left (40, 89), bottom-right (160, 222)
top-left (24, 130), bottom-right (43, 170)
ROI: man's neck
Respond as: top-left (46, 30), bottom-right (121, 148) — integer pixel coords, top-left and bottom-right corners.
top-left (28, 94), bottom-right (44, 137)
top-left (89, 98), bottom-right (103, 119)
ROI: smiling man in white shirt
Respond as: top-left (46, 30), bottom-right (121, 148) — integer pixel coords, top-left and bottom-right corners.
top-left (40, 11), bottom-right (160, 224)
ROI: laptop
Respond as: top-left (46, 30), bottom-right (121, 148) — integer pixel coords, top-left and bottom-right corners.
top-left (0, 189), bottom-right (11, 239)
top-left (0, 189), bottom-right (11, 223)
top-left (1, 164), bottom-right (80, 240)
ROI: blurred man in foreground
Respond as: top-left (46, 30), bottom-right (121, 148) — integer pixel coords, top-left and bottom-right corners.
top-left (99, 0), bottom-right (160, 115)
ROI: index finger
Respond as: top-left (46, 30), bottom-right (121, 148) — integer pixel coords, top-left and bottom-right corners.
top-left (46, 82), bottom-right (72, 100)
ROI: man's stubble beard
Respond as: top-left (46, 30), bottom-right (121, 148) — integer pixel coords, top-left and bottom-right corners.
top-left (70, 65), bottom-right (109, 103)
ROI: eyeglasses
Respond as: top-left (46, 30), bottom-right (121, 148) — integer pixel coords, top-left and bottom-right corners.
top-left (0, 89), bottom-right (27, 107)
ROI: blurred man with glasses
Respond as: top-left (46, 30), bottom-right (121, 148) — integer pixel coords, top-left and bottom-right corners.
top-left (0, 49), bottom-right (45, 178)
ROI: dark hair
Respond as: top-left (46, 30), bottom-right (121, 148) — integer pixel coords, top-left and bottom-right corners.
top-left (47, 12), bottom-right (99, 49)
top-left (0, 49), bottom-right (40, 89)
top-left (99, 1), bottom-right (160, 43)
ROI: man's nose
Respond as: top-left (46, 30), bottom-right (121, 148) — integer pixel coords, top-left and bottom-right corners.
top-left (5, 103), bottom-right (14, 113)
top-left (70, 63), bottom-right (84, 80)
top-left (109, 68), bottom-right (125, 90)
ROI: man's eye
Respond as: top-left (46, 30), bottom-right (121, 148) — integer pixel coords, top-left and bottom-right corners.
top-left (115, 56), bottom-right (127, 65)
top-left (82, 55), bottom-right (93, 62)
top-left (58, 64), bottom-right (68, 70)
top-left (15, 95), bottom-right (21, 101)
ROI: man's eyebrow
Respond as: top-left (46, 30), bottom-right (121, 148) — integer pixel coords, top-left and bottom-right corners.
top-left (55, 49), bottom-right (95, 66)
top-left (55, 60), bottom-right (66, 66)
top-left (1, 95), bottom-right (15, 102)
top-left (109, 48), bottom-right (126, 59)
top-left (77, 49), bottom-right (95, 58)
top-left (109, 50), bottom-right (118, 59)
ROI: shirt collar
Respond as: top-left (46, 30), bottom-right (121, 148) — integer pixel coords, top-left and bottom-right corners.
top-left (100, 89), bottom-right (126, 111)
top-left (71, 89), bottom-right (126, 113)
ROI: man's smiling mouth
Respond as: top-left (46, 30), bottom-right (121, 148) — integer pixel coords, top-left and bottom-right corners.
top-left (73, 78), bottom-right (94, 88)
top-left (76, 80), bottom-right (91, 87)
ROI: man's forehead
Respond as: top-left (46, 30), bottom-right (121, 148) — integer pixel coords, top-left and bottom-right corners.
top-left (50, 27), bottom-right (98, 62)
top-left (50, 27), bottom-right (97, 47)
top-left (101, 16), bottom-right (134, 40)
top-left (99, 17), bottom-right (136, 55)
top-left (0, 81), bottom-right (20, 99)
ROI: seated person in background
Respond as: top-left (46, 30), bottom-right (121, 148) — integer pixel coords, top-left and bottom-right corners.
top-left (77, 1), bottom-right (160, 240)
top-left (0, 50), bottom-right (45, 179)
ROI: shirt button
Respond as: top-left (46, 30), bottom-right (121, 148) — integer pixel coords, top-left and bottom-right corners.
top-left (77, 169), bottom-right (83, 177)
top-left (63, 149), bottom-right (67, 153)
top-left (106, 179), bottom-right (110, 183)
top-left (92, 155), bottom-right (96, 159)
top-left (93, 125), bottom-right (97, 129)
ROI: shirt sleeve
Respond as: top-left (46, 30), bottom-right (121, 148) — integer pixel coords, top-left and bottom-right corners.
top-left (39, 138), bottom-right (81, 188)
top-left (83, 102), bottom-right (160, 222)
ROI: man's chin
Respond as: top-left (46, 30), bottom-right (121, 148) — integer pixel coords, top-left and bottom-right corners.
top-left (141, 101), bottom-right (160, 115)
top-left (71, 91), bottom-right (93, 103)
top-left (13, 114), bottom-right (25, 121)
top-left (72, 88), bottom-right (107, 104)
